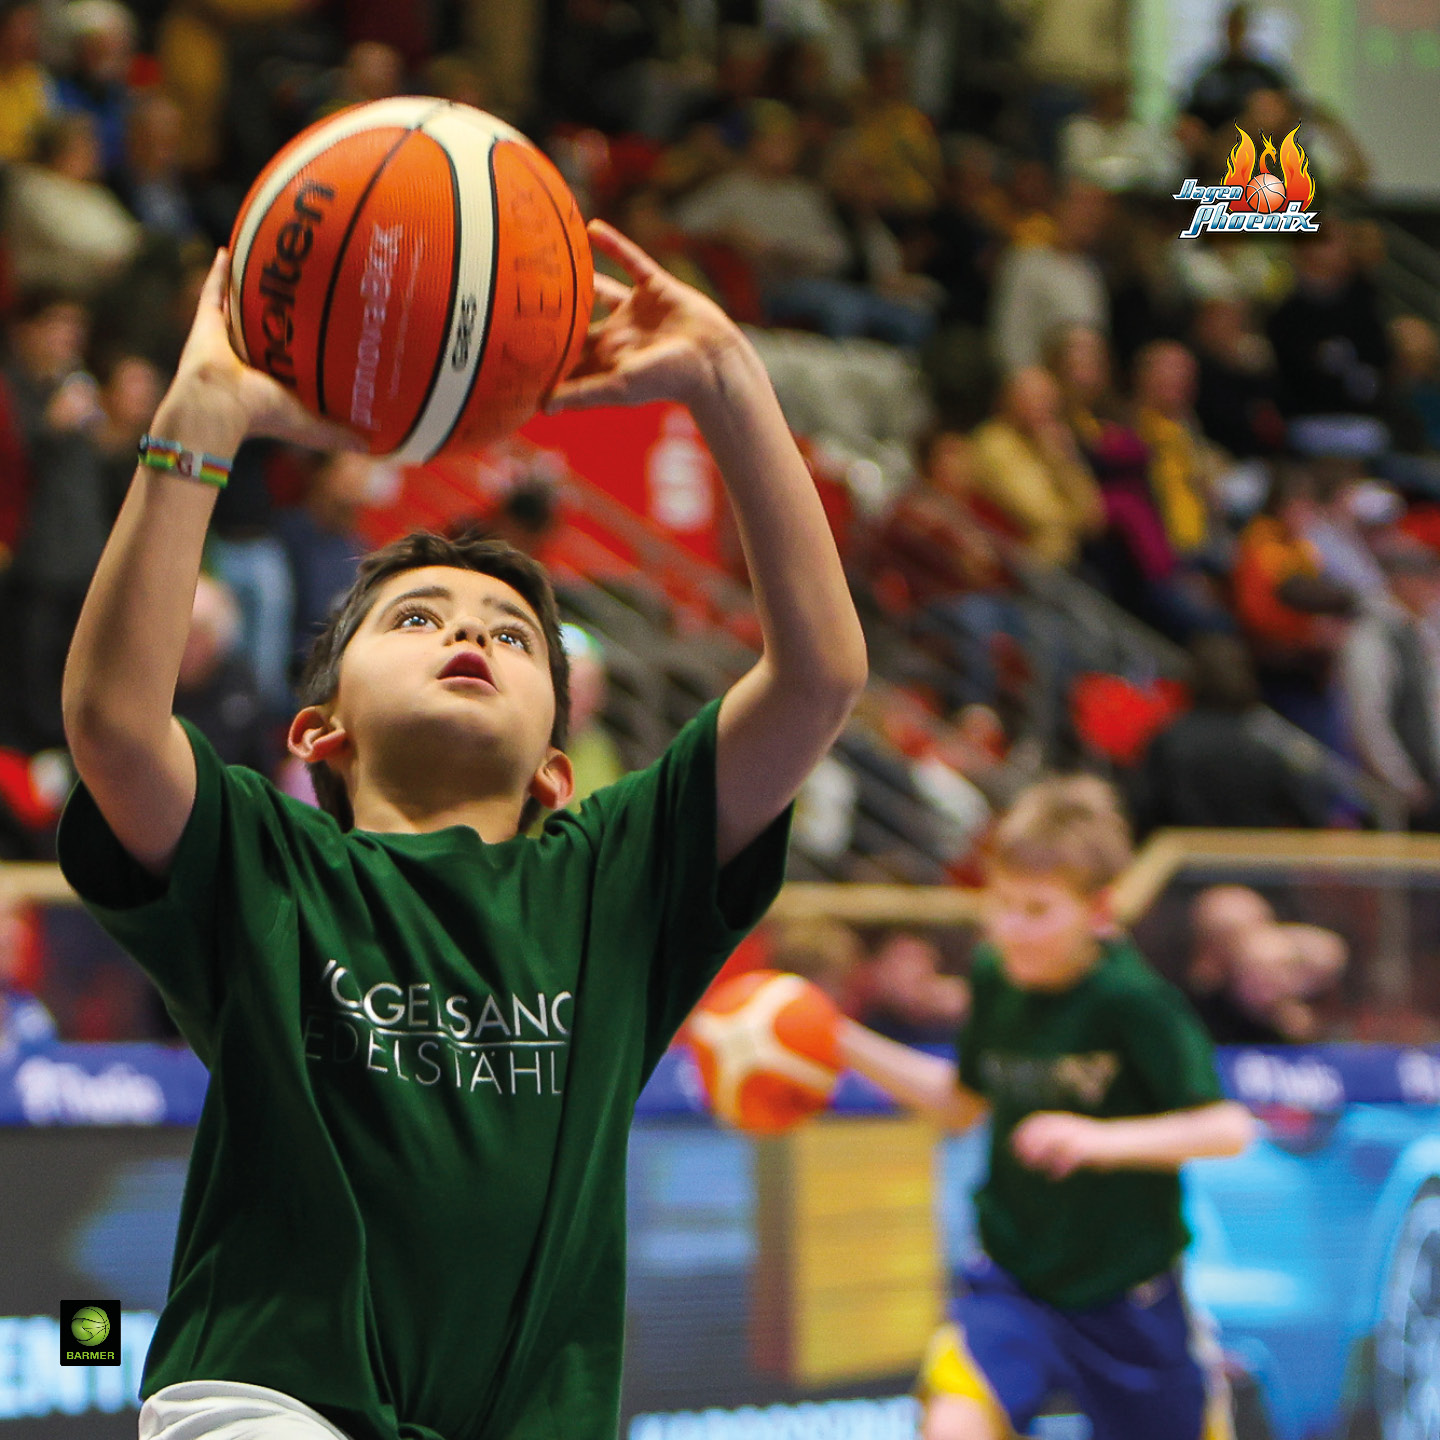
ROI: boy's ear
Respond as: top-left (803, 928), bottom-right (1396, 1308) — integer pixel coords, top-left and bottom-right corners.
top-left (528, 748), bottom-right (575, 812)
top-left (288, 705), bottom-right (351, 766)
top-left (1090, 885), bottom-right (1121, 938)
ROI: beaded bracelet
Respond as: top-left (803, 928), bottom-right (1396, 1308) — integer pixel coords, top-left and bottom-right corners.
top-left (137, 434), bottom-right (233, 489)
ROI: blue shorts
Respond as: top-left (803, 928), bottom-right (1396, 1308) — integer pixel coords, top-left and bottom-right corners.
top-left (920, 1257), bottom-right (1230, 1440)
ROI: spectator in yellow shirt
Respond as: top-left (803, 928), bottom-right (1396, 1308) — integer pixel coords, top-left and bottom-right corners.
top-left (851, 44), bottom-right (943, 218)
top-left (0, 1), bottom-right (54, 163)
top-left (970, 367), bottom-right (1105, 567)
top-left (1133, 339), bottom-right (1226, 560)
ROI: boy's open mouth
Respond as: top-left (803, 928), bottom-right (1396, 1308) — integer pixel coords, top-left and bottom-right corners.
top-left (438, 651), bottom-right (496, 688)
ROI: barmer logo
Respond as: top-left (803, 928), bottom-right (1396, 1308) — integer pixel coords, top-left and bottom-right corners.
top-left (1175, 124), bottom-right (1318, 238)
top-left (59, 1301), bottom-right (121, 1366)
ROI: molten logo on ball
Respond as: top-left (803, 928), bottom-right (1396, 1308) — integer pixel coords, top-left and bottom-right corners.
top-left (259, 180), bottom-right (336, 386)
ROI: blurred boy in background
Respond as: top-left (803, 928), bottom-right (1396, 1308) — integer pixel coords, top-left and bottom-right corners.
top-left (838, 776), bottom-right (1252, 1440)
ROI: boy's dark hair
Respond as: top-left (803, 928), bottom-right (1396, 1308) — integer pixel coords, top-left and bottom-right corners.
top-left (297, 530), bottom-right (571, 834)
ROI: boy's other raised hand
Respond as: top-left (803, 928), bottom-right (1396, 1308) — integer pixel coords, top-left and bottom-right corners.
top-left (547, 220), bottom-right (748, 415)
top-left (152, 249), bottom-right (365, 458)
top-left (1010, 1110), bottom-right (1114, 1180)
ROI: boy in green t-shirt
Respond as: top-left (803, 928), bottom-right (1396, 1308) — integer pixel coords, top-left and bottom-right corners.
top-left (837, 776), bottom-right (1254, 1440)
top-left (57, 223), bottom-right (867, 1440)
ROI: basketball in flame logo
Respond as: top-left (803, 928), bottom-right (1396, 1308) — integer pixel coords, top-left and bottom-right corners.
top-left (1222, 125), bottom-right (1315, 212)
top-left (1173, 123), bottom-right (1319, 238)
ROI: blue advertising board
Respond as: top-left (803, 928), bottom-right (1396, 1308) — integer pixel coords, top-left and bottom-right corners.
top-left (3, 1040), bottom-right (1440, 1439)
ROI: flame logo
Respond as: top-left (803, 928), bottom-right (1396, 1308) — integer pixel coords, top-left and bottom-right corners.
top-left (1222, 124), bottom-right (1315, 212)
top-left (1279, 126), bottom-right (1315, 207)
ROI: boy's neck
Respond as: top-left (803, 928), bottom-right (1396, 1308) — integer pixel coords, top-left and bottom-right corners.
top-left (349, 787), bottom-right (530, 843)
top-left (1014, 936), bottom-right (1107, 993)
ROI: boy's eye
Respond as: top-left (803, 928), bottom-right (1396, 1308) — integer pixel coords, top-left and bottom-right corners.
top-left (496, 628), bottom-right (532, 652)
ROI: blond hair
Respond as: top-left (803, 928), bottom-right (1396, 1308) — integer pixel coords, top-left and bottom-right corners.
top-left (985, 775), bottom-right (1132, 894)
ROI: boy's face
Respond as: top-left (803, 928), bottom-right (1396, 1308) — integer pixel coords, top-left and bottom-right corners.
top-left (983, 866), bottom-right (1109, 990)
top-left (311, 565), bottom-right (564, 812)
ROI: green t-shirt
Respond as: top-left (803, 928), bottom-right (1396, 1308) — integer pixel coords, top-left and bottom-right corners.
top-left (57, 699), bottom-right (791, 1440)
top-left (958, 937), bottom-right (1224, 1310)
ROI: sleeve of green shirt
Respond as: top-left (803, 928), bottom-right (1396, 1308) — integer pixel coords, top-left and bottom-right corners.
top-left (574, 697), bottom-right (794, 1069)
top-left (55, 720), bottom-right (283, 1061)
top-left (1111, 975), bottom-right (1226, 1112)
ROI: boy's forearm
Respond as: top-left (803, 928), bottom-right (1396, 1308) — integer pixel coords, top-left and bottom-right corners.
top-left (1097, 1101), bottom-right (1256, 1170)
top-left (63, 399), bottom-right (241, 751)
top-left (688, 341), bottom-right (867, 698)
top-left (837, 1019), bottom-right (987, 1131)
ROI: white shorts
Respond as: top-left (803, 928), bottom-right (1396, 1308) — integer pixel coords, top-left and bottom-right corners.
top-left (139, 1381), bottom-right (355, 1440)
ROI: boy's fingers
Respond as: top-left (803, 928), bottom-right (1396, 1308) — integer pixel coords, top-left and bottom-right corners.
top-left (197, 248), bottom-right (231, 316)
top-left (586, 221), bottom-right (662, 284)
top-left (547, 371), bottom-right (632, 413)
top-left (592, 274), bottom-right (632, 309)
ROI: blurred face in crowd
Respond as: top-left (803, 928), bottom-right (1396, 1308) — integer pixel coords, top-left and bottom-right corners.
top-left (1002, 366), bottom-right (1063, 433)
top-left (1135, 341), bottom-right (1198, 418)
top-left (827, 144), bottom-right (887, 211)
top-left (1194, 297), bottom-right (1251, 359)
top-left (127, 93), bottom-right (184, 178)
top-left (1009, 158), bottom-right (1053, 215)
top-left (13, 300), bottom-right (89, 382)
top-left (924, 431), bottom-right (976, 501)
top-left (564, 639), bottom-right (608, 735)
top-left (1055, 183), bottom-right (1110, 253)
top-left (0, 4), bottom-right (40, 69)
top-left (1239, 86), bottom-right (1294, 143)
top-left (1089, 80), bottom-right (1130, 124)
top-left (1391, 564), bottom-right (1440, 621)
top-left (984, 865), bottom-right (1109, 990)
top-left (717, 31), bottom-right (769, 101)
top-left (1392, 315), bottom-right (1440, 382)
top-left (1051, 325), bottom-right (1111, 406)
top-left (45, 114), bottom-right (103, 181)
top-left (1190, 884), bottom-right (1273, 988)
top-left (866, 46), bottom-right (909, 105)
top-left (76, 12), bottom-right (135, 86)
top-left (309, 453), bottom-right (378, 533)
top-left (1294, 226), bottom-right (1354, 293)
top-left (344, 42), bottom-right (402, 103)
top-left (102, 355), bottom-right (162, 438)
top-left (1229, 925), bottom-right (1301, 1016)
top-left (868, 932), bottom-right (966, 1026)
top-left (748, 119), bottom-right (801, 178)
top-left (179, 575), bottom-right (240, 691)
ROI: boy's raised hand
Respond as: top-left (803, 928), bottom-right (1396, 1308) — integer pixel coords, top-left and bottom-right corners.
top-left (153, 249), bottom-right (363, 457)
top-left (547, 221), bottom-right (746, 415)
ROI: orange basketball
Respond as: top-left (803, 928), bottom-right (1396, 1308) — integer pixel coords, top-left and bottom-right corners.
top-left (1246, 171), bottom-right (1287, 214)
top-left (686, 970), bottom-right (843, 1134)
top-left (227, 98), bottom-right (594, 463)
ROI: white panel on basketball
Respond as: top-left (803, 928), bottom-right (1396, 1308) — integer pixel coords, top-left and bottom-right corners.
top-left (440, 104), bottom-right (530, 149)
top-left (689, 976), bottom-right (837, 1118)
top-left (385, 105), bottom-right (509, 466)
top-left (228, 97), bottom-right (448, 364)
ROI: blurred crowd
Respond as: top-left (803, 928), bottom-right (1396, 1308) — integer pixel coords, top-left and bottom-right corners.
top-left (1, 0), bottom-right (1439, 1042)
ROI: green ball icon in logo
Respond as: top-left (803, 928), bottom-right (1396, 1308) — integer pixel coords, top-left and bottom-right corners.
top-left (71, 1307), bottom-right (110, 1346)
